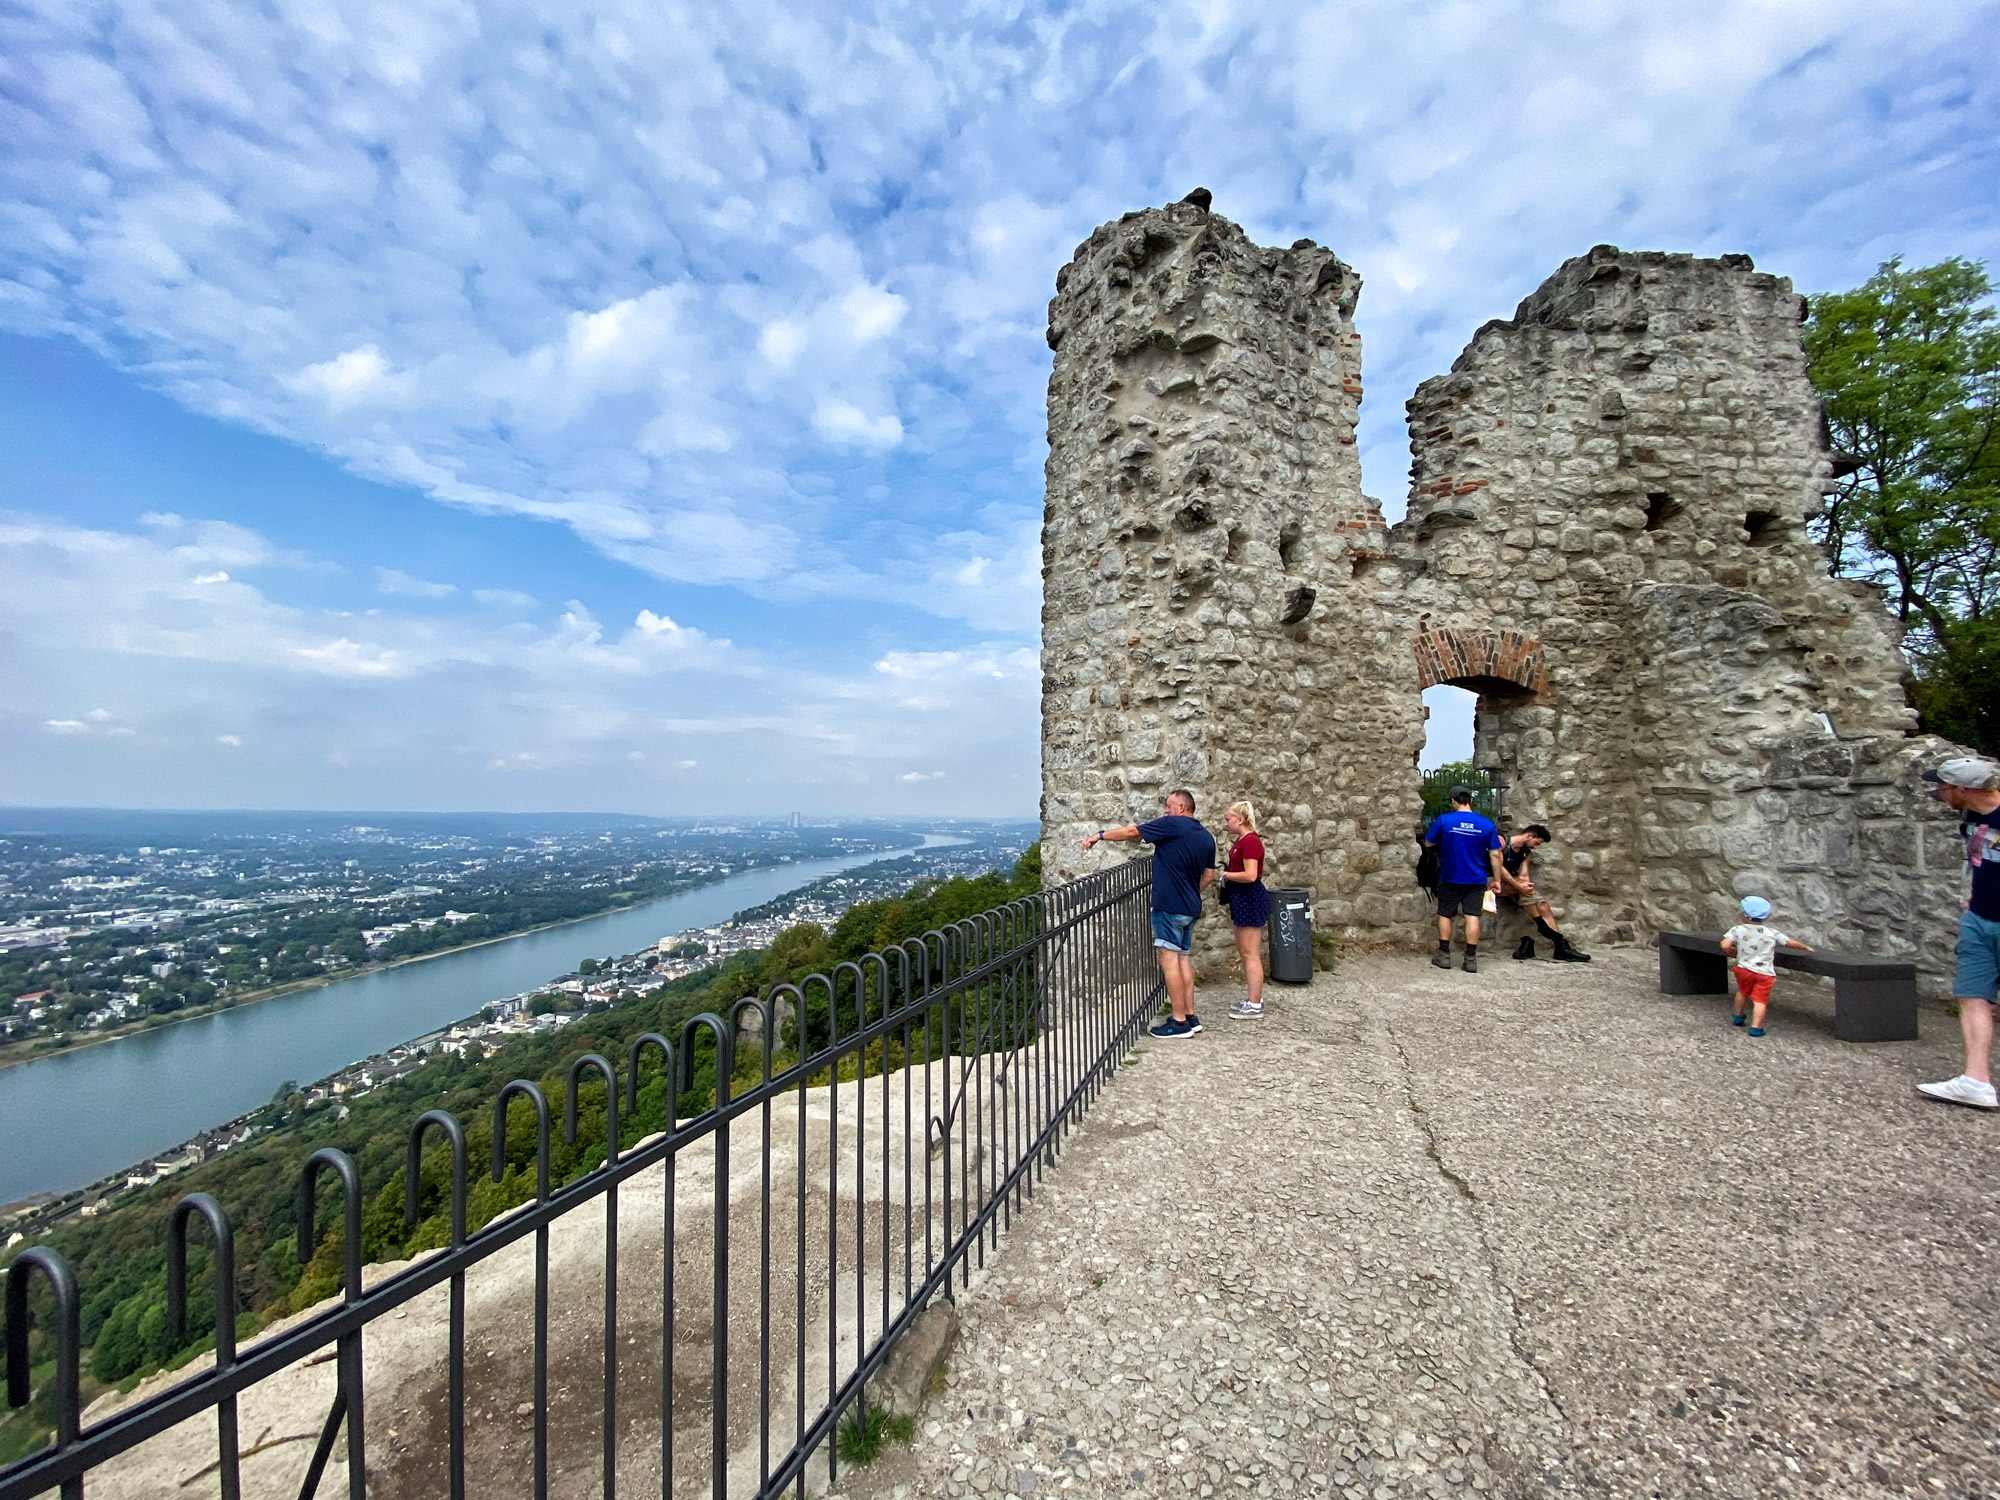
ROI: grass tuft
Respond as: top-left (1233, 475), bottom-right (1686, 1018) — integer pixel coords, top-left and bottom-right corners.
top-left (1313, 929), bottom-right (1343, 973)
top-left (837, 1404), bottom-right (916, 1466)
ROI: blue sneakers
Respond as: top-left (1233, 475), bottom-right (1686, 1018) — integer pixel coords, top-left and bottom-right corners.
top-left (1730, 1013), bottom-right (1746, 1027)
top-left (1149, 1016), bottom-right (1204, 1039)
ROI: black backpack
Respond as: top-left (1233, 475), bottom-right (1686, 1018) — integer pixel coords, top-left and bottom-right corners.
top-left (1414, 840), bottom-right (1439, 894)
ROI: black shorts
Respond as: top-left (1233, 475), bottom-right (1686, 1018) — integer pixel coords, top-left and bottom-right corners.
top-left (1436, 882), bottom-right (1487, 918)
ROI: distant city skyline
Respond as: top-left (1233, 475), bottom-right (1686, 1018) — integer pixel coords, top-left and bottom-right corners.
top-left (3, 1), bottom-right (1994, 812)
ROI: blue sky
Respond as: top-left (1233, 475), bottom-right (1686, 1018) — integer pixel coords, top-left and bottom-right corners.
top-left (2, 0), bottom-right (1996, 814)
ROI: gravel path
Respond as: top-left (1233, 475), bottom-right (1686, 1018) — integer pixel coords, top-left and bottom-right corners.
top-left (840, 949), bottom-right (2000, 1500)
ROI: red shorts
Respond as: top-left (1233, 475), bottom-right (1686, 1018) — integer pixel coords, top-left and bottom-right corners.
top-left (1734, 967), bottom-right (1775, 1006)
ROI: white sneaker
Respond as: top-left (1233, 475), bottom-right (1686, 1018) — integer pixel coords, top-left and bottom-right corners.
top-left (1917, 1074), bottom-right (1999, 1110)
top-left (1227, 1000), bottom-right (1264, 1020)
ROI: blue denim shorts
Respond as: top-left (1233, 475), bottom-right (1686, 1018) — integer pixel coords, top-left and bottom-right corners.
top-left (1956, 909), bottom-right (2000, 1003)
top-left (1150, 911), bottom-right (1196, 953)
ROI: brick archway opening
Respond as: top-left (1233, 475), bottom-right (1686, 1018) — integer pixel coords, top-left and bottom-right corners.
top-left (1413, 625), bottom-right (1548, 699)
top-left (1413, 624), bottom-right (1548, 834)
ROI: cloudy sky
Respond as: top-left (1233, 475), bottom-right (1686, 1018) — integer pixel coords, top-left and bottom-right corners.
top-left (2, 0), bottom-right (1995, 814)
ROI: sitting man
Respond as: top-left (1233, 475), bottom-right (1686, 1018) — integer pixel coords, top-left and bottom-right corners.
top-left (1500, 824), bottom-right (1591, 962)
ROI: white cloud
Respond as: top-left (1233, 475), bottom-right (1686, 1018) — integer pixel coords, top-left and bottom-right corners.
top-left (634, 608), bottom-right (688, 637)
top-left (811, 398), bottom-right (904, 450)
top-left (899, 770), bottom-right (946, 782)
top-left (758, 320), bottom-right (810, 370)
top-left (376, 568), bottom-right (457, 598)
top-left (0, 510), bottom-right (1039, 809)
top-left (292, 346), bottom-right (413, 413)
top-left (840, 284), bottom-right (906, 344)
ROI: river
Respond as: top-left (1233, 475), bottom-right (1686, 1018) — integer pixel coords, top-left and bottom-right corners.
top-left (0, 836), bottom-right (964, 1203)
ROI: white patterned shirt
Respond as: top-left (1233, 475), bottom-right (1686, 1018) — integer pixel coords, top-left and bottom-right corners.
top-left (1722, 923), bottom-right (1794, 977)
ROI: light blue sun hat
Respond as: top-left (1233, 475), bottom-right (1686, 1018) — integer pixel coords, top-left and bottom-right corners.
top-left (1740, 896), bottom-right (1772, 921)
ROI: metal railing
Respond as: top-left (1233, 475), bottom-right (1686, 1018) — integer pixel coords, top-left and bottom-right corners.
top-left (2, 858), bottom-right (1158, 1500)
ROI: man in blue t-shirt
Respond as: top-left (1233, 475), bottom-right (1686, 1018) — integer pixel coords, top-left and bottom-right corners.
top-left (1423, 785), bottom-right (1503, 973)
top-left (1081, 788), bottom-right (1217, 1038)
top-left (1918, 757), bottom-right (2000, 1111)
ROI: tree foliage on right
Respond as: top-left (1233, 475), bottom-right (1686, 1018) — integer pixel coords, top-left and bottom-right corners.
top-left (1804, 257), bottom-right (2000, 754)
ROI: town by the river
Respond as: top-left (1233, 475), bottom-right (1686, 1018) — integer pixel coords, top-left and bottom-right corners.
top-left (0, 835), bottom-right (969, 1204)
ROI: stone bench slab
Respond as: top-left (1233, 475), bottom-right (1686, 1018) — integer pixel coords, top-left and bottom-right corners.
top-left (1656, 929), bottom-right (1918, 1042)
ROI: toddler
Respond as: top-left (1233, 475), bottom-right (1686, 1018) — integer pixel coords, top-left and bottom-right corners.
top-left (1720, 896), bottom-right (1813, 1036)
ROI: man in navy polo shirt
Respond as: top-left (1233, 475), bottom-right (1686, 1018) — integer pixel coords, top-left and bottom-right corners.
top-left (1423, 784), bottom-right (1503, 973)
top-left (1081, 788), bottom-right (1217, 1037)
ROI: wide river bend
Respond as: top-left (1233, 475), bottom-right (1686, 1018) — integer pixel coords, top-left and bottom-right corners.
top-left (0, 836), bottom-right (962, 1203)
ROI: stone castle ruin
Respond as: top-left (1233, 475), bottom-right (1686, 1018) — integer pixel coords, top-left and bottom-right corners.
top-left (1042, 194), bottom-right (1973, 990)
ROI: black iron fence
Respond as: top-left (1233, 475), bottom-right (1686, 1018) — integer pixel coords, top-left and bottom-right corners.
top-left (2, 857), bottom-right (1159, 1500)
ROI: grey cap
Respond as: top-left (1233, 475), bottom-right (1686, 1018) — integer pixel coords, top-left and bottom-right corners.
top-left (1922, 757), bottom-right (2000, 790)
top-left (1449, 784), bottom-right (1476, 801)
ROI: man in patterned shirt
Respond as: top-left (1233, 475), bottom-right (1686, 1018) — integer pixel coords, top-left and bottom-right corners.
top-left (1918, 757), bottom-right (2000, 1110)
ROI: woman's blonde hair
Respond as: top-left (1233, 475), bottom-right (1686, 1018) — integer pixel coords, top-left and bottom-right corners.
top-left (1227, 800), bottom-right (1258, 832)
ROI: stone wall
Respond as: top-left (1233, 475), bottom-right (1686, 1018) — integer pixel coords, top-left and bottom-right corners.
top-left (1044, 205), bottom-right (1974, 991)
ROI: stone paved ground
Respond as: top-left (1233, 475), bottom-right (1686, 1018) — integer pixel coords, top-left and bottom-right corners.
top-left (840, 950), bottom-right (2000, 1500)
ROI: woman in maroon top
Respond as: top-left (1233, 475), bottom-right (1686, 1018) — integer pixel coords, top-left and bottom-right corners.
top-left (1220, 801), bottom-right (1270, 1019)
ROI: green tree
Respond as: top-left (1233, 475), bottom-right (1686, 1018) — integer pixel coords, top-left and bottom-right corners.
top-left (1419, 763), bottom-right (1494, 822)
top-left (1805, 257), bottom-right (2000, 749)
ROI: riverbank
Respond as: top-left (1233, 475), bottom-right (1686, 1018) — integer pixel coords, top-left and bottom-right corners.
top-left (0, 833), bottom-right (992, 1207)
top-left (0, 871), bottom-right (753, 1074)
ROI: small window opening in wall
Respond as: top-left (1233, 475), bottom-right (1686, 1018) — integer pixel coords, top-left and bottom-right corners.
top-left (1743, 509), bottom-right (1783, 546)
top-left (1278, 520), bottom-right (1303, 571)
top-left (1643, 492), bottom-right (1681, 531)
top-left (1225, 526), bottom-right (1243, 563)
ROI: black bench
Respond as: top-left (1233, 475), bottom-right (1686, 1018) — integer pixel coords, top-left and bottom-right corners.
top-left (1656, 930), bottom-right (1919, 1043)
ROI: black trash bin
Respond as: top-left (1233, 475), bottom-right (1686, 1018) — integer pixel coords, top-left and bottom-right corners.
top-left (1268, 888), bottom-right (1314, 984)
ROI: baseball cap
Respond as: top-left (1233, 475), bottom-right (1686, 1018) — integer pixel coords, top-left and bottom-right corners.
top-left (1740, 896), bottom-right (1772, 921)
top-left (1448, 783), bottom-right (1475, 801)
top-left (1921, 757), bottom-right (2000, 790)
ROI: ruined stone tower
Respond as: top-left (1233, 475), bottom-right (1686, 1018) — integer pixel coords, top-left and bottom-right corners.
top-left (1046, 200), bottom-right (1975, 991)
top-left (1394, 246), bottom-right (1963, 959)
top-left (1040, 193), bottom-right (1427, 961)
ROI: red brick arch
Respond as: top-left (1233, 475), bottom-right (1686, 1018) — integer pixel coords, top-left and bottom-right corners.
top-left (1414, 624), bottom-right (1548, 697)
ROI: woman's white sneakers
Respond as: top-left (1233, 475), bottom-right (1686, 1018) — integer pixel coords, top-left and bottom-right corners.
top-left (1227, 999), bottom-right (1264, 1020)
top-left (1918, 1074), bottom-right (1999, 1110)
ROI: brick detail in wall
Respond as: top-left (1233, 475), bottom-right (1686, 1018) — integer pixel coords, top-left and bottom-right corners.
top-left (1413, 626), bottom-right (1548, 697)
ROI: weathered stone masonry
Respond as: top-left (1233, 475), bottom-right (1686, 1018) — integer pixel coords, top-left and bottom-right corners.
top-left (1045, 199), bottom-right (1974, 991)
